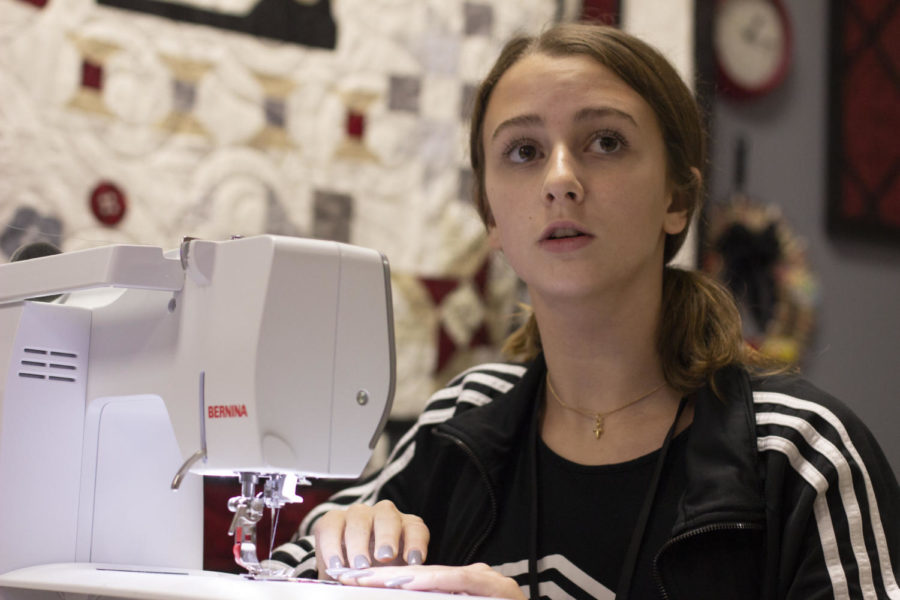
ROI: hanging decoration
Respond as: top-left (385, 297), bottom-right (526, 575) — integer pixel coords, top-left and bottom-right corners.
top-left (703, 197), bottom-right (818, 364)
top-left (702, 138), bottom-right (818, 365)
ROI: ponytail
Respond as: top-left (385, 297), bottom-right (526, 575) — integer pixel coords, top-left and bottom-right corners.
top-left (658, 266), bottom-right (783, 394)
top-left (501, 305), bottom-right (541, 363)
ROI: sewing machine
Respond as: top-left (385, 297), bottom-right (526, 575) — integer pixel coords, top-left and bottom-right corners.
top-left (0, 234), bottom-right (458, 599)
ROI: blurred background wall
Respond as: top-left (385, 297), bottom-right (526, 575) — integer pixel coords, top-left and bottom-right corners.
top-left (705, 0), bottom-right (900, 477)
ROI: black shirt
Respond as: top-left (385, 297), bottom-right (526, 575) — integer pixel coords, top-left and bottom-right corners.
top-left (475, 406), bottom-right (690, 600)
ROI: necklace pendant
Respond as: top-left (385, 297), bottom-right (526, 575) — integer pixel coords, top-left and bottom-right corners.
top-left (593, 415), bottom-right (604, 439)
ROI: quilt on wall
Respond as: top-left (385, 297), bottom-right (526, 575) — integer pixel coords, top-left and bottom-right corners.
top-left (0, 0), bottom-right (583, 419)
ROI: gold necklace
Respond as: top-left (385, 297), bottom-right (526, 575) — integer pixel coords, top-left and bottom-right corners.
top-left (545, 374), bottom-right (667, 440)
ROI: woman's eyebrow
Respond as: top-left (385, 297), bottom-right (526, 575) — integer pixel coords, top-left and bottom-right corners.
top-left (490, 114), bottom-right (542, 141)
top-left (491, 107), bottom-right (638, 141)
top-left (574, 106), bottom-right (638, 126)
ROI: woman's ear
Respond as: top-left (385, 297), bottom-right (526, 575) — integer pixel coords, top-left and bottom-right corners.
top-left (664, 166), bottom-right (701, 235)
top-left (663, 204), bottom-right (689, 236)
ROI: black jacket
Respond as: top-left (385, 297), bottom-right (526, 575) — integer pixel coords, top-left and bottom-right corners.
top-left (274, 357), bottom-right (900, 599)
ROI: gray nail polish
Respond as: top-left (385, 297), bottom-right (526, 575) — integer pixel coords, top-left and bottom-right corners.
top-left (325, 568), bottom-right (351, 579)
top-left (385, 575), bottom-right (415, 588)
top-left (353, 555), bottom-right (371, 569)
top-left (328, 556), bottom-right (344, 570)
top-left (374, 545), bottom-right (394, 561)
top-left (341, 568), bottom-right (374, 579)
top-left (407, 549), bottom-right (423, 565)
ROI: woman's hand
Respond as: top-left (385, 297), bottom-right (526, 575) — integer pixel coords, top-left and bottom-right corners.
top-left (331, 563), bottom-right (527, 600)
top-left (313, 500), bottom-right (430, 577)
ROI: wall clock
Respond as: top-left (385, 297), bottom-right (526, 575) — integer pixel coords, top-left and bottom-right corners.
top-left (713, 0), bottom-right (792, 99)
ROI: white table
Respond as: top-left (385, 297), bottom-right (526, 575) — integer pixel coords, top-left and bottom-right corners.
top-left (0, 563), bottom-right (479, 600)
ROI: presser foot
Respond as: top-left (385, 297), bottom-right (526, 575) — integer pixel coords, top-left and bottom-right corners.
top-left (239, 565), bottom-right (297, 580)
top-left (227, 472), bottom-right (307, 577)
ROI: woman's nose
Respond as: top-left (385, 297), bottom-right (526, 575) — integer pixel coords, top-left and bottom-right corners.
top-left (542, 146), bottom-right (584, 204)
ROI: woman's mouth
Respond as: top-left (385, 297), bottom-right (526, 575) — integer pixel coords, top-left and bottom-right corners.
top-left (539, 224), bottom-right (593, 251)
top-left (546, 227), bottom-right (584, 240)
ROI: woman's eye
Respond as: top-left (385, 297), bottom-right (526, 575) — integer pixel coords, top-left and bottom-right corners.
top-left (506, 142), bottom-right (539, 164)
top-left (590, 133), bottom-right (626, 154)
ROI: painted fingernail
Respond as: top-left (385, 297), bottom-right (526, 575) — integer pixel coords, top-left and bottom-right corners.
top-left (353, 555), bottom-right (371, 569)
top-left (407, 549), bottom-right (423, 565)
top-left (328, 556), bottom-right (344, 570)
top-left (385, 575), bottom-right (415, 588)
top-left (345, 569), bottom-right (375, 579)
top-left (374, 545), bottom-right (394, 561)
top-left (325, 568), bottom-right (351, 579)
top-left (337, 568), bottom-right (374, 579)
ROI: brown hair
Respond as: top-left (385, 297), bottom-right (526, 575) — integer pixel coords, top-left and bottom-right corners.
top-left (469, 23), bottom-right (775, 393)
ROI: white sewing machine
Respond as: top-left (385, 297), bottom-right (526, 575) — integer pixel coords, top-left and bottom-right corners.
top-left (0, 235), bottom-right (462, 599)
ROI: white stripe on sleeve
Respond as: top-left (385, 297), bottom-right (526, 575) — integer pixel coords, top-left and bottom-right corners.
top-left (756, 411), bottom-right (875, 596)
top-left (755, 391), bottom-right (899, 598)
top-left (757, 434), bottom-right (850, 599)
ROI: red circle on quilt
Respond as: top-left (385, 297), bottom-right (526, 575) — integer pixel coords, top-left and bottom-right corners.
top-left (90, 181), bottom-right (127, 226)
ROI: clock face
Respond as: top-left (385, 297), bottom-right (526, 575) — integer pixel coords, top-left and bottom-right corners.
top-left (714, 0), bottom-right (791, 97)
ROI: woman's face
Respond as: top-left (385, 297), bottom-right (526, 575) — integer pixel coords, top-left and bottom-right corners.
top-left (482, 52), bottom-right (688, 305)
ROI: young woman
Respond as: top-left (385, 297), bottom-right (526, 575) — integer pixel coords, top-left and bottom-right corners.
top-left (269, 23), bottom-right (900, 600)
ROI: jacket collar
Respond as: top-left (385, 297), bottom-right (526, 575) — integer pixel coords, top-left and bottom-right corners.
top-left (672, 365), bottom-right (767, 532)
